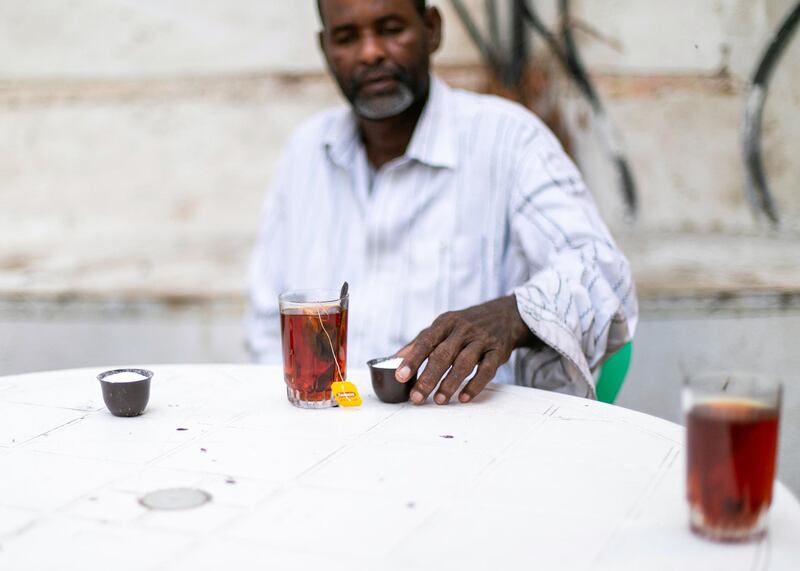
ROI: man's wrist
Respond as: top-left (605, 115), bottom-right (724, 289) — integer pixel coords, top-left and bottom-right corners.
top-left (504, 294), bottom-right (538, 349)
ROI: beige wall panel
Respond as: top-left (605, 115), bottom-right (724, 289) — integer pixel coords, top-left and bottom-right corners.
top-left (570, 0), bottom-right (767, 78)
top-left (0, 78), bottom-right (343, 297)
top-left (0, 0), bottom-right (481, 79)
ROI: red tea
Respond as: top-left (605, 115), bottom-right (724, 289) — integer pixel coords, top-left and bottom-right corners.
top-left (687, 399), bottom-right (779, 539)
top-left (280, 306), bottom-right (348, 403)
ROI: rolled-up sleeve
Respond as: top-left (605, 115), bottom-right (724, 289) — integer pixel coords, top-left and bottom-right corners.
top-left (509, 126), bottom-right (638, 398)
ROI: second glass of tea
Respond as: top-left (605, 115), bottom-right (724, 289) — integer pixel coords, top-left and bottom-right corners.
top-left (279, 289), bottom-right (348, 409)
top-left (683, 372), bottom-right (781, 542)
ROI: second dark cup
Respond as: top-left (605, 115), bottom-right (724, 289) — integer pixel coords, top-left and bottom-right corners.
top-left (367, 357), bottom-right (416, 404)
top-left (98, 368), bottom-right (153, 417)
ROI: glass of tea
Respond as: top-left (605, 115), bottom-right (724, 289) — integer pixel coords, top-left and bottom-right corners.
top-left (683, 372), bottom-right (781, 542)
top-left (279, 289), bottom-right (348, 409)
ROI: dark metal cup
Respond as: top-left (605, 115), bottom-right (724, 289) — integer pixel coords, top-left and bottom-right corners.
top-left (367, 357), bottom-right (416, 403)
top-left (98, 368), bottom-right (153, 417)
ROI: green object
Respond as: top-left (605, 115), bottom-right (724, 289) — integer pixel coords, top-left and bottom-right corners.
top-left (596, 342), bottom-right (633, 404)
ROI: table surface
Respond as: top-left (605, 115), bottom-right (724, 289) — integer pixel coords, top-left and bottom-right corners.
top-left (0, 364), bottom-right (798, 571)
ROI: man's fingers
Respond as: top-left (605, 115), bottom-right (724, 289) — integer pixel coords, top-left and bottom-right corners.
top-left (458, 352), bottom-right (501, 403)
top-left (433, 343), bottom-right (482, 405)
top-left (394, 342), bottom-right (415, 361)
top-left (410, 337), bottom-right (464, 404)
top-left (395, 318), bottom-right (452, 383)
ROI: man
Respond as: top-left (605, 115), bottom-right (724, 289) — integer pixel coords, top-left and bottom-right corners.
top-left (247, 0), bottom-right (637, 404)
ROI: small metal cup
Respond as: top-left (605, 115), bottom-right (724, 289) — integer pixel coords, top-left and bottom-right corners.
top-left (367, 357), bottom-right (416, 404)
top-left (97, 368), bottom-right (153, 417)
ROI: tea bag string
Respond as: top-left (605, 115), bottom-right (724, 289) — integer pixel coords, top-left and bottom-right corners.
top-left (316, 307), bottom-right (345, 384)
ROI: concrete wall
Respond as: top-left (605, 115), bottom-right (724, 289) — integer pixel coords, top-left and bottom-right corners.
top-left (0, 0), bottom-right (483, 300)
top-left (0, 0), bottom-right (482, 78)
top-left (564, 0), bottom-right (800, 233)
top-left (2, 0), bottom-right (798, 299)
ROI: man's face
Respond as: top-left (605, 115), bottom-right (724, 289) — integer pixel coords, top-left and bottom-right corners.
top-left (318, 0), bottom-right (441, 121)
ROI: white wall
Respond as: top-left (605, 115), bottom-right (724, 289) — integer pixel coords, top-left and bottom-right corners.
top-left (2, 0), bottom-right (798, 300)
top-left (0, 1), bottom-right (483, 300)
top-left (564, 0), bottom-right (800, 232)
top-left (0, 0), bottom-right (481, 78)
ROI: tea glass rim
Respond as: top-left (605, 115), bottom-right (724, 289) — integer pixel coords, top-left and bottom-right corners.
top-left (682, 370), bottom-right (782, 410)
top-left (279, 288), bottom-right (348, 307)
top-left (683, 370), bottom-right (781, 390)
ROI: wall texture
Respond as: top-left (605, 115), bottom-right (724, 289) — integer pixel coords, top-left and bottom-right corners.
top-left (0, 1), bottom-right (483, 300)
top-left (1, 0), bottom-right (798, 300)
top-left (559, 0), bottom-right (800, 295)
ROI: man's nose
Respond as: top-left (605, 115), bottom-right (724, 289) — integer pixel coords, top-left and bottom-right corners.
top-left (357, 32), bottom-right (386, 66)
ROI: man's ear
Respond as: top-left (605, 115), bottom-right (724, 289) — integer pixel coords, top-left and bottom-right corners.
top-left (423, 7), bottom-right (443, 54)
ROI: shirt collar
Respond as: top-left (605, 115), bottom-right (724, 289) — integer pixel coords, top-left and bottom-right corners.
top-left (404, 75), bottom-right (458, 169)
top-left (323, 107), bottom-right (360, 170)
top-left (323, 74), bottom-right (459, 171)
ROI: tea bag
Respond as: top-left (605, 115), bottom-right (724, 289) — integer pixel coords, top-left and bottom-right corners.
top-left (318, 281), bottom-right (361, 407)
top-left (331, 380), bottom-right (362, 407)
top-left (305, 303), bottom-right (341, 361)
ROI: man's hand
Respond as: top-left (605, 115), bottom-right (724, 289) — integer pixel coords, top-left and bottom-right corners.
top-left (394, 295), bottom-right (538, 405)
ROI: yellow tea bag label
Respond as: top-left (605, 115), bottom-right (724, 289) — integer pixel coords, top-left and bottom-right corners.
top-left (332, 381), bottom-right (362, 407)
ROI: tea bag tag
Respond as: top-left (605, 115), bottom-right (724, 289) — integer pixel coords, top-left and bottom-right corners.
top-left (332, 380), bottom-right (362, 407)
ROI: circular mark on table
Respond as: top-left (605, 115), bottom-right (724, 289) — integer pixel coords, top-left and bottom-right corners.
top-left (139, 488), bottom-right (212, 511)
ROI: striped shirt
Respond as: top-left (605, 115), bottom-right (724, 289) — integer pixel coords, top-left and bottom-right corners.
top-left (246, 75), bottom-right (638, 397)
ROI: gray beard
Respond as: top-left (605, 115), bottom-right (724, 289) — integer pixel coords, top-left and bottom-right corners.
top-left (353, 82), bottom-right (415, 120)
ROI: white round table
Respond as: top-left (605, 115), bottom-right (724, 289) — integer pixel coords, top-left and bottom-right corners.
top-left (0, 364), bottom-right (798, 570)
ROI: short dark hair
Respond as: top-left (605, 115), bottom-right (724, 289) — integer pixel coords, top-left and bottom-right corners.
top-left (317, 0), bottom-right (427, 23)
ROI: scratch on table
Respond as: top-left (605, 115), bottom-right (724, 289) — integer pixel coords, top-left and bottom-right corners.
top-left (551, 414), bottom-right (617, 424)
top-left (18, 414), bottom-right (89, 447)
top-left (625, 446), bottom-right (680, 522)
top-left (656, 446), bottom-right (678, 472)
top-left (471, 414), bottom-right (549, 486)
top-left (294, 443), bottom-right (353, 480)
top-left (3, 397), bottom-right (101, 413)
top-left (110, 421), bottom-right (217, 491)
top-left (550, 414), bottom-right (683, 446)
top-left (362, 405), bottom-right (408, 435)
top-left (208, 368), bottom-right (250, 389)
top-left (591, 446), bottom-right (681, 567)
top-left (0, 514), bottom-right (41, 542)
top-left (616, 419), bottom-right (683, 446)
top-left (287, 407), bottom-right (409, 478)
